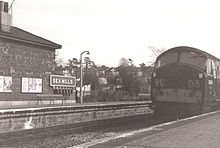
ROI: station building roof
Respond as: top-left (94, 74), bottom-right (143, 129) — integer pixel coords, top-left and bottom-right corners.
top-left (0, 26), bottom-right (62, 49)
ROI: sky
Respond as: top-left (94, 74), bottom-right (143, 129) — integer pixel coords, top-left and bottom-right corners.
top-left (9, 0), bottom-right (220, 67)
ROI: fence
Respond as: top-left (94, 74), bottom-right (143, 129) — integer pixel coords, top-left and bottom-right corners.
top-left (83, 90), bottom-right (131, 102)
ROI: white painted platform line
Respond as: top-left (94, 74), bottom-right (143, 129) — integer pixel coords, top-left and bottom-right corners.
top-left (0, 101), bottom-right (149, 113)
top-left (0, 106), bottom-right (68, 113)
top-left (70, 110), bottom-right (220, 148)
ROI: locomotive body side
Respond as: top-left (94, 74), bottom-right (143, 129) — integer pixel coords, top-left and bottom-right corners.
top-left (203, 60), bottom-right (220, 112)
top-left (151, 46), bottom-right (220, 117)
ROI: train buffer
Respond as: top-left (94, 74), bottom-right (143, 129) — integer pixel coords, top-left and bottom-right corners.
top-left (36, 94), bottom-right (63, 105)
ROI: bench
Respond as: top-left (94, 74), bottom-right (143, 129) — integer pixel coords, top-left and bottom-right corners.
top-left (138, 94), bottom-right (151, 100)
top-left (36, 94), bottom-right (64, 105)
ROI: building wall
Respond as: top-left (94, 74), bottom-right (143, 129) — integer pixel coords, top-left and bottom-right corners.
top-left (0, 38), bottom-right (55, 101)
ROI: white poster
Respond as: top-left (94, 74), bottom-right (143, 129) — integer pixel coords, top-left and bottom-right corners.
top-left (22, 77), bottom-right (29, 93)
top-left (4, 76), bottom-right (12, 92)
top-left (28, 78), bottom-right (36, 93)
top-left (0, 76), bottom-right (12, 92)
top-left (22, 77), bottom-right (42, 93)
top-left (0, 76), bottom-right (4, 92)
top-left (35, 78), bottom-right (42, 93)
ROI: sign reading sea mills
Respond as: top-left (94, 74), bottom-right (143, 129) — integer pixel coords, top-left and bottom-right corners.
top-left (50, 75), bottom-right (76, 87)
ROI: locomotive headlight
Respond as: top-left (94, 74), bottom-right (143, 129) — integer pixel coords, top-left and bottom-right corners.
top-left (153, 72), bottom-right (156, 77)
top-left (199, 73), bottom-right (203, 78)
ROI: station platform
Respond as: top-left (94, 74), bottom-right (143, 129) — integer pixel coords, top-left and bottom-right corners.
top-left (80, 110), bottom-right (220, 148)
top-left (0, 100), bottom-right (152, 110)
top-left (0, 100), bottom-right (76, 110)
top-left (0, 101), bottom-right (151, 134)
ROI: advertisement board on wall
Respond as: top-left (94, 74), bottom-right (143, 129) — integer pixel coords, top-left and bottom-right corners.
top-left (4, 76), bottom-right (12, 92)
top-left (22, 77), bottom-right (29, 93)
top-left (36, 79), bottom-right (42, 93)
top-left (22, 77), bottom-right (42, 93)
top-left (0, 76), bottom-right (12, 92)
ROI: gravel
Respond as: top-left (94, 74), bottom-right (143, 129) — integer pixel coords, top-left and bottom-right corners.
top-left (2, 131), bottom-right (118, 148)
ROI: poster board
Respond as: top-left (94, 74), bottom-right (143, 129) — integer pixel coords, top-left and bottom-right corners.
top-left (4, 76), bottom-right (12, 92)
top-left (0, 76), bottom-right (12, 92)
top-left (22, 77), bottom-right (42, 93)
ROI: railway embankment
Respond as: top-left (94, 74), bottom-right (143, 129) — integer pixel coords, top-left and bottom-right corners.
top-left (0, 101), bottom-right (152, 134)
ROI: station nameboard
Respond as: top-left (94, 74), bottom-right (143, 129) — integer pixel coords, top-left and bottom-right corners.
top-left (50, 75), bottom-right (76, 87)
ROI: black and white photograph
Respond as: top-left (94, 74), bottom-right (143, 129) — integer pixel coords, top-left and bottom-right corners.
top-left (0, 0), bottom-right (220, 147)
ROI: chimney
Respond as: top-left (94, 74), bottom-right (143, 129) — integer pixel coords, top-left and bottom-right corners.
top-left (4, 2), bottom-right (8, 13)
top-left (0, 1), bottom-right (11, 32)
top-left (0, 1), bottom-right (4, 12)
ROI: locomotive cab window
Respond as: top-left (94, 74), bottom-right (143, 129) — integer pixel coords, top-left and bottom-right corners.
top-left (155, 52), bottom-right (178, 69)
top-left (179, 52), bottom-right (206, 70)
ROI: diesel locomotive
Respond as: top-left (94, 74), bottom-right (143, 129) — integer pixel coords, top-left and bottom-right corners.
top-left (151, 46), bottom-right (220, 117)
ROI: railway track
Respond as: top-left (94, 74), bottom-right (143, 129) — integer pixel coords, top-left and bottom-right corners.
top-left (0, 113), bottom-right (179, 147)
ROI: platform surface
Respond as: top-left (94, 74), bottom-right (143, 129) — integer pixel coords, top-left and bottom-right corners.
top-left (85, 111), bottom-right (220, 148)
top-left (0, 101), bottom-right (150, 111)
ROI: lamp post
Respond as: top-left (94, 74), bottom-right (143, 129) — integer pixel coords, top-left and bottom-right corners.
top-left (80, 50), bottom-right (90, 103)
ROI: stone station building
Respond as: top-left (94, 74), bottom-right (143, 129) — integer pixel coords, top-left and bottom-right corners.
top-left (0, 1), bottom-right (74, 106)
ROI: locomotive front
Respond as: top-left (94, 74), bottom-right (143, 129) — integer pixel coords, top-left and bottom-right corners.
top-left (151, 47), bottom-right (207, 117)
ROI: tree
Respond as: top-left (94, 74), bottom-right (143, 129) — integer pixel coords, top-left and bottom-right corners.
top-left (117, 58), bottom-right (139, 97)
top-left (54, 50), bottom-right (66, 75)
top-left (66, 58), bottom-right (79, 76)
top-left (139, 63), bottom-right (147, 76)
top-left (67, 58), bottom-right (79, 67)
top-left (83, 60), bottom-right (100, 90)
top-left (54, 50), bottom-right (65, 67)
top-left (105, 68), bottom-right (119, 85)
top-left (119, 58), bottom-right (130, 67)
top-left (84, 57), bottom-right (91, 69)
top-left (148, 46), bottom-right (167, 65)
top-left (83, 68), bottom-right (99, 90)
top-left (149, 46), bottom-right (166, 58)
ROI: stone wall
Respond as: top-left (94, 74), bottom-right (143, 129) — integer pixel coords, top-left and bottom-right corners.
top-left (0, 39), bottom-right (55, 100)
top-left (0, 102), bottom-right (152, 134)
